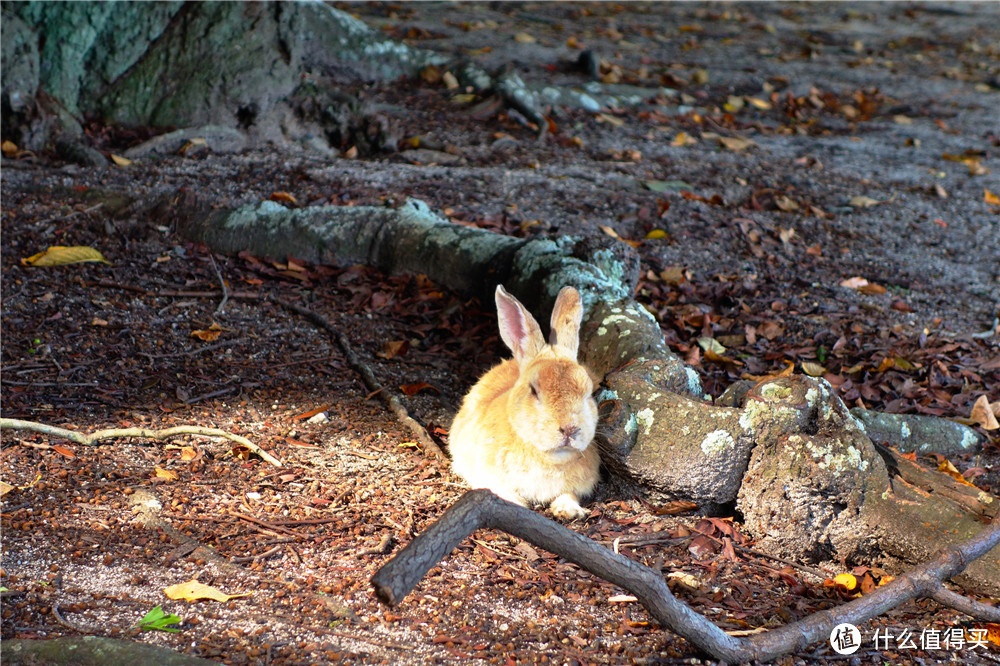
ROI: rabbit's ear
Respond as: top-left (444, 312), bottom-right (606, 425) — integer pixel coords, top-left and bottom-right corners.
top-left (549, 286), bottom-right (582, 357)
top-left (496, 285), bottom-right (545, 364)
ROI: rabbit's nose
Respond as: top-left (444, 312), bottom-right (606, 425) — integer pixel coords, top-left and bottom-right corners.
top-left (559, 425), bottom-right (580, 439)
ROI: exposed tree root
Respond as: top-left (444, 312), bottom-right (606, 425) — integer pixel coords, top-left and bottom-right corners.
top-left (1, 636), bottom-right (218, 666)
top-left (372, 489), bottom-right (1000, 663)
top-left (0, 418), bottom-right (282, 467)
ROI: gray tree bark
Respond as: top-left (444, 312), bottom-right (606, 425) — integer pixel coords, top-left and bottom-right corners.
top-left (1, 1), bottom-right (443, 153)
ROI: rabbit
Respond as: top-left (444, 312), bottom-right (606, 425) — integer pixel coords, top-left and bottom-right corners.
top-left (449, 284), bottom-right (600, 520)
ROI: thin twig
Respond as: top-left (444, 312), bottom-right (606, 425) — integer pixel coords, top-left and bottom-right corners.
top-left (139, 338), bottom-right (245, 361)
top-left (232, 511), bottom-right (303, 538)
top-left (82, 279), bottom-right (259, 300)
top-left (0, 418), bottom-right (282, 467)
top-left (231, 545), bottom-right (284, 563)
top-left (40, 203), bottom-right (103, 227)
top-left (734, 544), bottom-right (831, 581)
top-left (51, 604), bottom-right (97, 634)
top-left (270, 296), bottom-right (447, 461)
top-left (208, 253), bottom-right (230, 315)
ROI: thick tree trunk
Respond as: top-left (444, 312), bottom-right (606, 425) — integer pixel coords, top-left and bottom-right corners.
top-left (2, 1), bottom-right (442, 152)
top-left (170, 194), bottom-right (1000, 594)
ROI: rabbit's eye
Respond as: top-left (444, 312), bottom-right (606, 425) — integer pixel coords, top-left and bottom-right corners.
top-left (529, 383), bottom-right (540, 399)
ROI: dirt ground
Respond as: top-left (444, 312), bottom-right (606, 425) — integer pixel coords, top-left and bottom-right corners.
top-left (2, 2), bottom-right (999, 665)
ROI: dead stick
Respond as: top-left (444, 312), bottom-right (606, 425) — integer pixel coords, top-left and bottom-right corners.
top-left (0, 418), bottom-right (282, 468)
top-left (271, 296), bottom-right (446, 461)
top-left (82, 279), bottom-right (259, 300)
top-left (372, 489), bottom-right (1000, 664)
top-left (207, 253), bottom-right (230, 315)
top-left (232, 511), bottom-right (303, 538)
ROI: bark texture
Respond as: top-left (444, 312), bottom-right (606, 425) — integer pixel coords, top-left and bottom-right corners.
top-left (1, 1), bottom-right (443, 151)
top-left (2, 636), bottom-right (217, 666)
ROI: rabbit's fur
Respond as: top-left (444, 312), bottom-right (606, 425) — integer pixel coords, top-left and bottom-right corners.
top-left (449, 285), bottom-right (600, 520)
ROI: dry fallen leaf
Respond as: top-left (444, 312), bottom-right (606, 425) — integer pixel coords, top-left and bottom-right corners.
top-left (178, 137), bottom-right (207, 156)
top-left (379, 339), bottom-right (410, 359)
top-left (671, 131), bottom-right (696, 146)
top-left (717, 135), bottom-right (755, 151)
top-left (110, 154), bottom-right (132, 167)
top-left (849, 195), bottom-right (885, 208)
top-left (400, 382), bottom-right (440, 396)
top-left (191, 322), bottom-right (224, 342)
top-left (667, 571), bottom-right (702, 589)
top-left (52, 444), bottom-right (76, 459)
top-left (154, 467), bottom-right (179, 481)
top-left (607, 594), bottom-right (639, 603)
top-left (22, 246), bottom-right (110, 267)
top-left (269, 191), bottom-right (298, 205)
top-left (832, 573), bottom-right (858, 591)
top-left (599, 225), bottom-right (642, 248)
top-left (2, 139), bottom-right (19, 157)
top-left (839, 276), bottom-right (887, 294)
top-left (970, 395), bottom-right (999, 430)
top-left (775, 196), bottom-right (799, 212)
top-left (164, 579), bottom-right (252, 603)
top-left (595, 113), bottom-right (625, 127)
top-left (801, 361), bottom-right (826, 377)
top-left (985, 188), bottom-right (1000, 206)
top-left (937, 458), bottom-right (978, 487)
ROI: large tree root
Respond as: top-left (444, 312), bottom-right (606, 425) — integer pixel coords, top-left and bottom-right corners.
top-left (372, 489), bottom-right (1000, 663)
top-left (2, 636), bottom-right (217, 666)
top-left (0, 418), bottom-right (282, 467)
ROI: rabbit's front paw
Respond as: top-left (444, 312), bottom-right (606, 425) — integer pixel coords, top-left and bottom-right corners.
top-left (549, 493), bottom-right (587, 521)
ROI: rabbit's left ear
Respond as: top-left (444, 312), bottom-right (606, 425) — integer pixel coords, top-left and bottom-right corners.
top-left (496, 285), bottom-right (545, 365)
top-left (549, 287), bottom-right (582, 357)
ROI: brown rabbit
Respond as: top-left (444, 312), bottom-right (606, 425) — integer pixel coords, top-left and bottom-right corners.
top-left (449, 285), bottom-right (600, 520)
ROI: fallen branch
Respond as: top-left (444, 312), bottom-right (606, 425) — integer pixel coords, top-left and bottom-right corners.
top-left (0, 418), bottom-right (282, 467)
top-left (270, 296), bottom-right (447, 461)
top-left (372, 490), bottom-right (1000, 663)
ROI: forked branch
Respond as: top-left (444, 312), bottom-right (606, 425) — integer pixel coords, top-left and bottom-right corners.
top-left (372, 490), bottom-right (1000, 663)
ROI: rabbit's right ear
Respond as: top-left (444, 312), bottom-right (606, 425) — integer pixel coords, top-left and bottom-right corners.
top-left (549, 286), bottom-right (583, 358)
top-left (496, 285), bottom-right (545, 364)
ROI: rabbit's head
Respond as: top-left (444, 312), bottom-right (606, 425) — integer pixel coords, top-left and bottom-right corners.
top-left (496, 285), bottom-right (598, 461)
